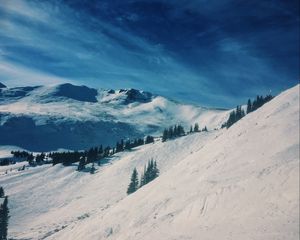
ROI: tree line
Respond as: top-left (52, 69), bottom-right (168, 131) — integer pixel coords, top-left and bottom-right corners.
top-left (127, 159), bottom-right (159, 195)
top-left (222, 94), bottom-right (273, 129)
top-left (162, 123), bottom-right (208, 142)
top-left (162, 124), bottom-right (185, 142)
top-left (0, 187), bottom-right (9, 240)
top-left (8, 135), bottom-right (155, 170)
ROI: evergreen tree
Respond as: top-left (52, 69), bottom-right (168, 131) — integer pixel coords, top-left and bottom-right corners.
top-left (173, 125), bottom-right (178, 136)
top-left (246, 99), bottom-right (252, 114)
top-left (77, 157), bottom-right (86, 171)
top-left (27, 154), bottom-right (34, 166)
top-left (152, 160), bottom-right (159, 179)
top-left (0, 196), bottom-right (9, 240)
top-left (194, 123), bottom-right (199, 132)
top-left (162, 129), bottom-right (168, 142)
top-left (36, 152), bottom-right (45, 164)
top-left (90, 163), bottom-right (95, 174)
top-left (127, 168), bottom-right (139, 195)
top-left (140, 166), bottom-right (146, 187)
top-left (145, 135), bottom-right (154, 144)
top-left (189, 125), bottom-right (193, 133)
top-left (145, 159), bottom-right (153, 183)
top-left (140, 159), bottom-right (159, 186)
top-left (0, 188), bottom-right (4, 198)
top-left (124, 140), bottom-right (131, 150)
top-left (168, 126), bottom-right (174, 138)
top-left (177, 125), bottom-right (185, 136)
top-left (137, 138), bottom-right (144, 146)
top-left (120, 140), bottom-right (124, 151)
top-left (98, 145), bottom-right (103, 155)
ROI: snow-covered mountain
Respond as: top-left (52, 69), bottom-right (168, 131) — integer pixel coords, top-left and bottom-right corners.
top-left (0, 83), bottom-right (229, 151)
top-left (0, 84), bottom-right (298, 240)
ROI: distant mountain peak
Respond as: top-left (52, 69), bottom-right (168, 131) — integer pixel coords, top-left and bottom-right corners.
top-left (51, 83), bottom-right (98, 103)
top-left (124, 88), bottom-right (153, 103)
top-left (0, 82), bottom-right (7, 88)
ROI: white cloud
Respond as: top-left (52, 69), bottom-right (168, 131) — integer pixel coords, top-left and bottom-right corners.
top-left (0, 60), bottom-right (72, 86)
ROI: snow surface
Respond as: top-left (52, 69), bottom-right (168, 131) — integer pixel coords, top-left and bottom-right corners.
top-left (0, 84), bottom-right (299, 240)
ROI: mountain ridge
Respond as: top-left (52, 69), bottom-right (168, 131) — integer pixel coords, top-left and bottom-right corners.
top-left (0, 83), bottom-right (230, 151)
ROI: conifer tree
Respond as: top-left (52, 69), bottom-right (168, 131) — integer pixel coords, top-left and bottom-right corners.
top-left (246, 99), bottom-right (252, 114)
top-left (145, 135), bottom-right (154, 144)
top-left (98, 145), bottom-right (103, 155)
top-left (194, 123), bottom-right (199, 132)
top-left (140, 166), bottom-right (146, 187)
top-left (162, 129), bottom-right (168, 142)
top-left (0, 188), bottom-right (4, 198)
top-left (124, 140), bottom-right (131, 150)
top-left (90, 163), bottom-right (95, 174)
top-left (173, 125), bottom-right (177, 136)
top-left (169, 126), bottom-right (174, 138)
top-left (0, 196), bottom-right (9, 240)
top-left (27, 154), bottom-right (34, 166)
top-left (127, 168), bottom-right (139, 195)
top-left (153, 160), bottom-right (159, 179)
top-left (77, 157), bottom-right (86, 171)
top-left (140, 159), bottom-right (159, 186)
top-left (177, 125), bottom-right (185, 136)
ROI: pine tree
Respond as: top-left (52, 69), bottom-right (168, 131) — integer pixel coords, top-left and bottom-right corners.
top-left (153, 160), bottom-right (159, 179)
top-left (169, 126), bottom-right (174, 139)
top-left (124, 140), bottom-right (131, 150)
top-left (173, 125), bottom-right (178, 136)
top-left (194, 123), bottom-right (199, 132)
top-left (127, 168), bottom-right (139, 195)
top-left (145, 159), bottom-right (154, 183)
top-left (27, 154), bottom-right (34, 166)
top-left (246, 99), bottom-right (252, 114)
top-left (140, 166), bottom-right (146, 187)
top-left (140, 159), bottom-right (159, 186)
top-left (90, 163), bottom-right (95, 174)
top-left (0, 196), bottom-right (9, 240)
top-left (0, 188), bottom-right (4, 198)
top-left (189, 125), bottom-right (193, 133)
top-left (36, 152), bottom-right (45, 164)
top-left (162, 129), bottom-right (168, 142)
top-left (77, 157), bottom-right (86, 171)
top-left (145, 135), bottom-right (154, 144)
top-left (177, 125), bottom-right (185, 136)
top-left (98, 145), bottom-right (103, 155)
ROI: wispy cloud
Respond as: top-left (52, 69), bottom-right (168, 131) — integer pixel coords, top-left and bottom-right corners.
top-left (0, 0), bottom-right (298, 107)
top-left (0, 60), bottom-right (71, 86)
top-left (0, 0), bottom-right (214, 101)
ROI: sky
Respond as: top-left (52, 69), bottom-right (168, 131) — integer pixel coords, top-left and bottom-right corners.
top-left (0, 0), bottom-right (299, 107)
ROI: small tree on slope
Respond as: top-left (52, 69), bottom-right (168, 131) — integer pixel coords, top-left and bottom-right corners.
top-left (127, 168), bottom-right (139, 195)
top-left (0, 196), bottom-right (9, 240)
top-left (0, 188), bottom-right (4, 198)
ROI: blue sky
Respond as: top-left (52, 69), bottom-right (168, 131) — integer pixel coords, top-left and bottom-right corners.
top-left (0, 0), bottom-right (299, 107)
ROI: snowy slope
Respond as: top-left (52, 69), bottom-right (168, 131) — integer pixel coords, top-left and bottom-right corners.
top-left (0, 84), bottom-right (298, 240)
top-left (50, 84), bottom-right (299, 240)
top-left (0, 83), bottom-right (229, 151)
top-left (0, 130), bottom-right (219, 239)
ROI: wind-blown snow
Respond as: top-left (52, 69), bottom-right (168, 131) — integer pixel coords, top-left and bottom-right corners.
top-left (0, 84), bottom-right (298, 240)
